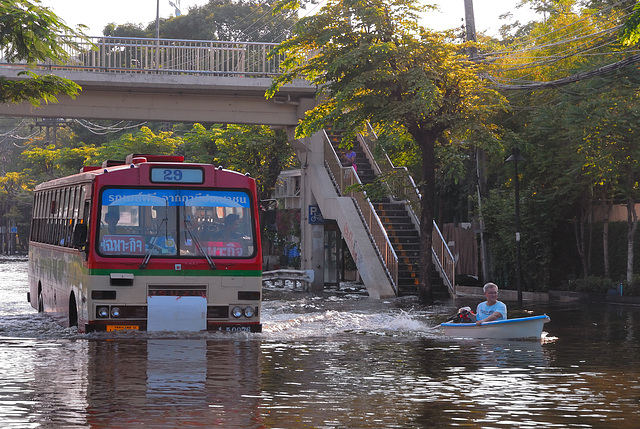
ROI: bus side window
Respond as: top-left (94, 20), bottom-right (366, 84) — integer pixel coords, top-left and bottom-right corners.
top-left (72, 224), bottom-right (88, 250)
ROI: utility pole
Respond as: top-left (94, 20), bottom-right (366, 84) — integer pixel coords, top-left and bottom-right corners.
top-left (464, 0), bottom-right (478, 60)
top-left (506, 148), bottom-right (526, 308)
top-left (34, 118), bottom-right (70, 147)
top-left (463, 0), bottom-right (491, 284)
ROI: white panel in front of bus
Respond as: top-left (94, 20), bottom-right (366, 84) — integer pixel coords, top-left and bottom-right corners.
top-left (147, 296), bottom-right (207, 332)
top-left (221, 277), bottom-right (244, 288)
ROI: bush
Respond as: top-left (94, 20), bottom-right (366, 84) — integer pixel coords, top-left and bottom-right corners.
top-left (624, 275), bottom-right (640, 296)
top-left (565, 276), bottom-right (616, 294)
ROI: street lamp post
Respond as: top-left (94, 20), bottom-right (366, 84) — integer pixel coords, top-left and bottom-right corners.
top-left (506, 148), bottom-right (525, 308)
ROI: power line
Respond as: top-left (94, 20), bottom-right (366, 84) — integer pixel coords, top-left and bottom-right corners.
top-left (485, 0), bottom-right (635, 57)
top-left (485, 53), bottom-right (640, 90)
top-left (73, 119), bottom-right (147, 135)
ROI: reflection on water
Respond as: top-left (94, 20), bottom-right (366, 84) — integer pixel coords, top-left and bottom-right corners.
top-left (84, 339), bottom-right (262, 428)
top-left (1, 257), bottom-right (640, 427)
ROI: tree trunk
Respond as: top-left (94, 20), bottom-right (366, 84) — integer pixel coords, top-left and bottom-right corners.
top-left (574, 217), bottom-right (587, 278)
top-left (574, 194), bottom-right (591, 278)
top-left (626, 196), bottom-right (637, 285)
top-left (416, 130), bottom-right (437, 303)
top-left (601, 191), bottom-right (612, 279)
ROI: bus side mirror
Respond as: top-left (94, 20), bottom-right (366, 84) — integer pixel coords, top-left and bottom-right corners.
top-left (72, 224), bottom-right (88, 250)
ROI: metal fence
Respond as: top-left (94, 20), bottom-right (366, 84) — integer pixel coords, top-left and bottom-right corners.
top-left (1, 36), bottom-right (285, 77)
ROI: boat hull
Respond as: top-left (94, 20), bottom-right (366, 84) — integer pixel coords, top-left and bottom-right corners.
top-left (441, 315), bottom-right (550, 340)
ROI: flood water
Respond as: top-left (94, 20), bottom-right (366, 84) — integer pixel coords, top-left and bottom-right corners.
top-left (1, 256), bottom-right (640, 428)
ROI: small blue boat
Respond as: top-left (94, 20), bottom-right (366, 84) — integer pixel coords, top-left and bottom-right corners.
top-left (441, 315), bottom-right (550, 340)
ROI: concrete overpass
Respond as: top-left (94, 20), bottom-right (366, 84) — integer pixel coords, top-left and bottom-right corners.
top-left (0, 36), bottom-right (403, 298)
top-left (0, 68), bottom-right (317, 126)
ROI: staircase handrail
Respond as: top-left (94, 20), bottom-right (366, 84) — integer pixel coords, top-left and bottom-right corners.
top-left (323, 131), bottom-right (399, 292)
top-left (360, 124), bottom-right (456, 295)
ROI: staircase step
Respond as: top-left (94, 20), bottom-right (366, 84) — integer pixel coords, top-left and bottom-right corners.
top-left (381, 221), bottom-right (415, 229)
top-left (387, 231), bottom-right (419, 239)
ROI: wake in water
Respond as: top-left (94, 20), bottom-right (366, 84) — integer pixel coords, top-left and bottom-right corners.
top-left (260, 289), bottom-right (451, 340)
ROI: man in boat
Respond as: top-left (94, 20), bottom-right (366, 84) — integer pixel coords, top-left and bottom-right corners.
top-left (465, 282), bottom-right (507, 325)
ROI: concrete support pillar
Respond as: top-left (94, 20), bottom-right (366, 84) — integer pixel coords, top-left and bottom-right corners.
top-left (294, 131), bottom-right (326, 293)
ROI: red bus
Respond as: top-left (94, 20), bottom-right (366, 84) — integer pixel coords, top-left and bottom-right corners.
top-left (28, 154), bottom-right (262, 333)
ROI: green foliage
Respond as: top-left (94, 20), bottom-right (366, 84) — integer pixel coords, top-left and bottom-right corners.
top-left (0, 0), bottom-right (87, 63)
top-left (179, 123), bottom-right (218, 163)
top-left (269, 1), bottom-right (503, 141)
top-left (0, 171), bottom-right (36, 250)
top-left (564, 276), bottom-right (616, 294)
top-left (103, 23), bottom-right (147, 38)
top-left (210, 124), bottom-right (298, 201)
top-left (619, 1), bottom-right (640, 46)
top-left (625, 273), bottom-right (640, 295)
top-left (0, 71), bottom-right (80, 107)
top-left (104, 0), bottom-right (297, 42)
top-left (0, 1), bottom-right (85, 106)
top-left (345, 177), bottom-right (389, 202)
top-left (476, 0), bottom-right (640, 290)
top-left (20, 143), bottom-right (97, 182)
top-left (84, 127), bottom-right (179, 164)
top-left (264, 208), bottom-right (301, 268)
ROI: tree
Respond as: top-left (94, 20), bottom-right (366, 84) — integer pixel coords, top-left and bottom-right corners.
top-left (184, 124), bottom-right (297, 202)
top-left (574, 71), bottom-right (640, 284)
top-left (0, 171), bottom-right (34, 251)
top-left (104, 0), bottom-right (297, 42)
top-left (103, 22), bottom-right (147, 38)
top-left (269, 0), bottom-right (503, 301)
top-left (480, 0), bottom-right (640, 289)
top-left (0, 0), bottom-right (84, 106)
top-left (84, 127), bottom-right (179, 165)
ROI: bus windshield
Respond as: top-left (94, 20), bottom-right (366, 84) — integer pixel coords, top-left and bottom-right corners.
top-left (98, 188), bottom-right (255, 258)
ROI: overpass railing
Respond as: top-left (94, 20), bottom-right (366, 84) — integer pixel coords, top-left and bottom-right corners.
top-left (0, 36), bottom-right (284, 77)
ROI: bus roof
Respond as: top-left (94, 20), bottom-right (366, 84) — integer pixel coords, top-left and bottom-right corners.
top-left (34, 154), bottom-right (254, 192)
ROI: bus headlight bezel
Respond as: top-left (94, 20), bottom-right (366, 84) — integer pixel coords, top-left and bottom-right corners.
top-left (97, 306), bottom-right (109, 318)
top-left (231, 306), bottom-right (243, 318)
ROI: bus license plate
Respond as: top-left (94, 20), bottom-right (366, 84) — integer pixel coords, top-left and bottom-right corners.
top-left (106, 325), bottom-right (139, 332)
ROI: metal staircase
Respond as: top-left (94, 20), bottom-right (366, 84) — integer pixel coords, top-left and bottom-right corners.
top-left (323, 126), bottom-right (455, 299)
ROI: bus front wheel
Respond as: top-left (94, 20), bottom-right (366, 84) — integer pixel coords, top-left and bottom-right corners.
top-left (37, 290), bottom-right (44, 313)
top-left (68, 294), bottom-right (78, 328)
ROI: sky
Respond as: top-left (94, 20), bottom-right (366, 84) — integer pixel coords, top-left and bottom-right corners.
top-left (40, 0), bottom-right (538, 38)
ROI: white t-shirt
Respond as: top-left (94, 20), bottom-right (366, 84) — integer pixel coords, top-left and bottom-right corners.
top-left (476, 300), bottom-right (507, 322)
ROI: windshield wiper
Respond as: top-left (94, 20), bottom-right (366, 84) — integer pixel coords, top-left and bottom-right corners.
top-left (139, 217), bottom-right (167, 269)
top-left (184, 218), bottom-right (217, 270)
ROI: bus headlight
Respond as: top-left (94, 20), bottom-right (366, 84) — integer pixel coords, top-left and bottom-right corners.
top-left (243, 306), bottom-right (255, 318)
top-left (111, 307), bottom-right (121, 318)
top-left (231, 306), bottom-right (243, 318)
top-left (98, 307), bottom-right (109, 318)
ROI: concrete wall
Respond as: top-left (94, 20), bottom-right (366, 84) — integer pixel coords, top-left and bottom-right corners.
top-left (456, 285), bottom-right (549, 303)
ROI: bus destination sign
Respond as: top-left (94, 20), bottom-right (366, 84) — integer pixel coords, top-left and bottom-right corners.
top-left (151, 168), bottom-right (204, 184)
